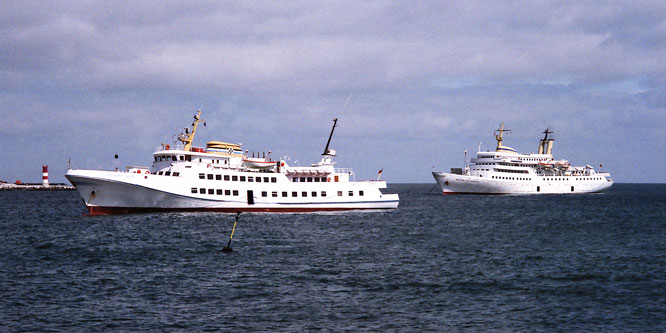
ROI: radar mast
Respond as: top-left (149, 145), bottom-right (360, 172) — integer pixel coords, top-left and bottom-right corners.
top-left (494, 121), bottom-right (511, 151)
top-left (177, 110), bottom-right (205, 152)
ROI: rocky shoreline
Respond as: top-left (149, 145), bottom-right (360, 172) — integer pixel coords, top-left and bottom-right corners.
top-left (0, 183), bottom-right (75, 191)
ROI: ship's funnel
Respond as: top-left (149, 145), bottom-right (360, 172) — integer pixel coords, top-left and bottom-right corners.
top-left (539, 127), bottom-right (554, 155)
top-left (546, 139), bottom-right (554, 155)
top-left (538, 140), bottom-right (545, 154)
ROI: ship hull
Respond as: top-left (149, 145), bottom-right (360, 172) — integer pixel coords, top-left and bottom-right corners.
top-left (66, 169), bottom-right (399, 215)
top-left (432, 171), bottom-right (613, 195)
top-left (83, 205), bottom-right (389, 215)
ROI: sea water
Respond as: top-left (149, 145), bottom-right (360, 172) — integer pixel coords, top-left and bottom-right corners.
top-left (1, 184), bottom-right (664, 331)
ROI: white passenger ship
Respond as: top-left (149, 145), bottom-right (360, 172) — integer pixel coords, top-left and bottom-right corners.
top-left (66, 111), bottom-right (399, 214)
top-left (432, 122), bottom-right (613, 194)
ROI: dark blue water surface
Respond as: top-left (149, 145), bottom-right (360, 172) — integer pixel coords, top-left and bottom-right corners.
top-left (1, 184), bottom-right (665, 331)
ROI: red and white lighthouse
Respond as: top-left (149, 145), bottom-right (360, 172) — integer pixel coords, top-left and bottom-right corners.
top-left (42, 165), bottom-right (49, 187)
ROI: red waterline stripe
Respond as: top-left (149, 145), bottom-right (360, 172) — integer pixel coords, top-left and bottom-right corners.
top-left (443, 192), bottom-right (503, 195)
top-left (86, 206), bottom-right (391, 215)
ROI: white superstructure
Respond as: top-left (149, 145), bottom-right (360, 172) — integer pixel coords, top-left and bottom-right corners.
top-left (66, 111), bottom-right (399, 214)
top-left (432, 122), bottom-right (613, 194)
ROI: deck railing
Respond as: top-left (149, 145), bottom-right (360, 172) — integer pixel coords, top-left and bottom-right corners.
top-left (154, 144), bottom-right (186, 152)
top-left (335, 168), bottom-right (355, 181)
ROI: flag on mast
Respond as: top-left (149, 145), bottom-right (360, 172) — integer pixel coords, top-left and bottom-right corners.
top-left (377, 168), bottom-right (383, 180)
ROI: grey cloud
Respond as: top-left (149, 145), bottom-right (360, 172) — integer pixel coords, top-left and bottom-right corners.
top-left (0, 1), bottom-right (664, 183)
top-left (4, 1), bottom-right (663, 91)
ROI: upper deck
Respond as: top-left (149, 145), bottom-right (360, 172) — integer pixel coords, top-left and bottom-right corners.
top-left (460, 122), bottom-right (609, 178)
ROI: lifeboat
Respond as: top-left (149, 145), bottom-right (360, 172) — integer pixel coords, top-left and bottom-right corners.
top-left (553, 160), bottom-right (571, 169)
top-left (242, 158), bottom-right (275, 169)
top-left (206, 141), bottom-right (240, 149)
top-left (539, 161), bottom-right (555, 169)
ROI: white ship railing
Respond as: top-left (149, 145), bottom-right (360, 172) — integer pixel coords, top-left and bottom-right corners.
top-left (154, 144), bottom-right (186, 152)
top-left (335, 168), bottom-right (355, 181)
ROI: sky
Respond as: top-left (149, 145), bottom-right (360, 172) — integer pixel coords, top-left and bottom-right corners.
top-left (1, 1), bottom-right (664, 184)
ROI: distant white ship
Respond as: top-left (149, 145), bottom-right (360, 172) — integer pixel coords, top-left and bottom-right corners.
top-left (66, 110), bottom-right (399, 214)
top-left (432, 122), bottom-right (613, 194)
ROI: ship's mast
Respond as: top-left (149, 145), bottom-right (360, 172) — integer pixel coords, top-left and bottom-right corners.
top-left (322, 118), bottom-right (338, 156)
top-left (178, 110), bottom-right (205, 151)
top-left (494, 121), bottom-right (511, 151)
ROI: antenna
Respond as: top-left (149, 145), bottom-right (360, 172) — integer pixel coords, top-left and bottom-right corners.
top-left (321, 94), bottom-right (351, 156)
top-left (177, 110), bottom-right (205, 151)
top-left (322, 118), bottom-right (338, 155)
top-left (495, 121), bottom-right (511, 138)
top-left (494, 121), bottom-right (511, 151)
top-left (478, 140), bottom-right (486, 152)
top-left (338, 93), bottom-right (353, 118)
